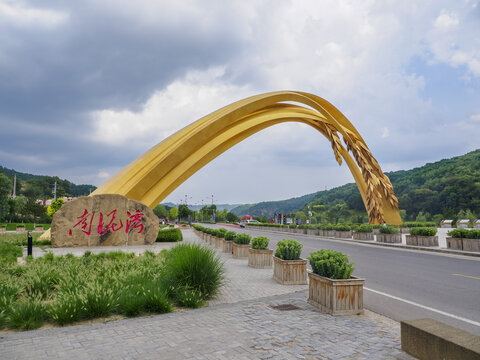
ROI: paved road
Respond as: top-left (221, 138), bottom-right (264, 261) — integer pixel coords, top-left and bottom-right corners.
top-left (204, 224), bottom-right (480, 335)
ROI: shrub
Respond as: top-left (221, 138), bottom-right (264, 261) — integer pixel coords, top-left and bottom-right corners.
top-left (0, 243), bottom-right (23, 264)
top-left (156, 228), bottom-right (183, 242)
top-left (142, 281), bottom-right (172, 314)
top-left (174, 286), bottom-right (204, 308)
top-left (216, 228), bottom-right (227, 239)
top-left (80, 281), bottom-right (118, 318)
top-left (275, 239), bottom-right (302, 260)
top-left (251, 236), bottom-right (269, 250)
top-left (410, 227), bottom-right (437, 236)
top-left (7, 297), bottom-right (46, 330)
top-left (334, 224), bottom-right (351, 231)
top-left (308, 249), bottom-right (355, 279)
top-left (379, 226), bottom-right (399, 234)
top-left (162, 243), bottom-right (225, 299)
top-left (447, 229), bottom-right (480, 239)
top-left (224, 231), bottom-right (235, 241)
top-left (48, 293), bottom-right (83, 325)
top-left (355, 224), bottom-right (373, 233)
top-left (233, 233), bottom-right (251, 245)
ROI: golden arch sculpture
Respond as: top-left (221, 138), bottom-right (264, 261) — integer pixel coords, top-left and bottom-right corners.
top-left (93, 91), bottom-right (401, 224)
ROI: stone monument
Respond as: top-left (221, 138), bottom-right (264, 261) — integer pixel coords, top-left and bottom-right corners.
top-left (51, 194), bottom-right (158, 247)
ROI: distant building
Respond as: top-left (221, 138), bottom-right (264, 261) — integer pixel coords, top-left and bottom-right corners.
top-left (440, 220), bottom-right (453, 228)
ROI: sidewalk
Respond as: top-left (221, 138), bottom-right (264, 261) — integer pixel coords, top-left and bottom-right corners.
top-left (1, 230), bottom-right (413, 359)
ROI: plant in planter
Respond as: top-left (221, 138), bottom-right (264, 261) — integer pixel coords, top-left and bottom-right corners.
top-left (248, 236), bottom-right (273, 268)
top-left (377, 225), bottom-right (401, 243)
top-left (215, 228), bottom-right (227, 248)
top-left (324, 224), bottom-right (336, 237)
top-left (406, 227), bottom-right (438, 247)
top-left (334, 224), bottom-right (352, 238)
top-left (232, 233), bottom-right (251, 258)
top-left (447, 229), bottom-right (480, 252)
top-left (223, 231), bottom-right (235, 253)
top-left (307, 249), bottom-right (364, 315)
top-left (353, 224), bottom-right (374, 240)
top-left (273, 239), bottom-right (307, 285)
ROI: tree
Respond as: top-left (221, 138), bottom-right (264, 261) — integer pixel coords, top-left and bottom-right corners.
top-left (178, 204), bottom-right (191, 221)
top-left (0, 173), bottom-right (12, 221)
top-left (169, 207), bottom-right (178, 220)
top-left (226, 212), bottom-right (238, 222)
top-left (47, 198), bottom-right (65, 217)
top-left (153, 204), bottom-right (168, 218)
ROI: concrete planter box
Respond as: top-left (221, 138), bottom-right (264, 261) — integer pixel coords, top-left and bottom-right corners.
top-left (353, 232), bottom-right (374, 240)
top-left (0, 227), bottom-right (6, 232)
top-left (308, 272), bottom-right (364, 315)
top-left (448, 237), bottom-right (480, 252)
top-left (232, 243), bottom-right (250, 258)
top-left (306, 229), bottom-right (318, 236)
top-left (317, 229), bottom-right (325, 236)
top-left (447, 237), bottom-right (462, 250)
top-left (376, 233), bottom-right (401, 243)
top-left (463, 238), bottom-right (480, 252)
top-left (273, 256), bottom-right (307, 285)
top-left (406, 235), bottom-right (438, 247)
top-left (300, 228), bottom-right (308, 234)
top-left (248, 248), bottom-right (273, 268)
top-left (400, 227), bottom-right (410, 234)
top-left (35, 226), bottom-right (44, 231)
top-left (325, 230), bottom-right (336, 237)
top-left (208, 235), bottom-right (216, 246)
top-left (215, 237), bottom-right (223, 248)
top-left (16, 226), bottom-right (25, 232)
top-left (335, 230), bottom-right (352, 239)
top-left (373, 228), bottom-right (380, 235)
top-left (222, 240), bottom-right (233, 253)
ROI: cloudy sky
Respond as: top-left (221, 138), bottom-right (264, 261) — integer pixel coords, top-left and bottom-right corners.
top-left (1, 0), bottom-right (479, 206)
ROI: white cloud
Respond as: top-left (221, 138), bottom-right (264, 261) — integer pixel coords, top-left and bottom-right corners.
top-left (0, 1), bottom-right (68, 28)
top-left (381, 127), bottom-right (389, 138)
top-left (91, 66), bottom-right (254, 147)
top-left (470, 114), bottom-right (480, 122)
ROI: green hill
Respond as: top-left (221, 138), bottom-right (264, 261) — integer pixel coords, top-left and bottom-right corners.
top-left (232, 149), bottom-right (480, 222)
top-left (231, 192), bottom-right (319, 217)
top-left (0, 166), bottom-right (96, 198)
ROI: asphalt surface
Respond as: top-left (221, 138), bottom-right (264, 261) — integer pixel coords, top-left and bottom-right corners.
top-left (203, 224), bottom-right (480, 336)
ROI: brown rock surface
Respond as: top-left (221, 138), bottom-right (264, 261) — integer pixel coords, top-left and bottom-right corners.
top-left (51, 194), bottom-right (158, 247)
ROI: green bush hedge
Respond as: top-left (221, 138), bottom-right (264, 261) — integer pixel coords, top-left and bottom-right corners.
top-left (334, 223), bottom-right (351, 231)
top-left (308, 249), bottom-right (355, 279)
top-left (251, 236), bottom-right (269, 250)
top-left (156, 228), bottom-right (183, 242)
top-left (410, 227), bottom-right (437, 236)
top-left (379, 226), bottom-right (399, 234)
top-left (402, 222), bottom-right (437, 228)
top-left (234, 233), bottom-right (251, 245)
top-left (216, 228), bottom-right (227, 239)
top-left (275, 239), bottom-right (302, 260)
top-left (224, 231), bottom-right (235, 241)
top-left (355, 224), bottom-right (373, 233)
top-left (447, 229), bottom-right (480, 239)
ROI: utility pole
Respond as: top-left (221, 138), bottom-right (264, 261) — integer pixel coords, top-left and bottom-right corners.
top-left (53, 181), bottom-right (57, 202)
top-left (12, 175), bottom-right (16, 199)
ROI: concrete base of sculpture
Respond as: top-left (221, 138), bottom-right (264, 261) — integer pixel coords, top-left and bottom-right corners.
top-left (51, 194), bottom-right (158, 247)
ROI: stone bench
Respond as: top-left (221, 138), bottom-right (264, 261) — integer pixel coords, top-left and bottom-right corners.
top-left (401, 318), bottom-right (480, 360)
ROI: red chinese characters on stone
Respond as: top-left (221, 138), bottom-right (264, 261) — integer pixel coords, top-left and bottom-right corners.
top-left (68, 209), bottom-right (145, 236)
top-left (97, 210), bottom-right (124, 235)
top-left (70, 209), bottom-right (95, 236)
top-left (125, 210), bottom-right (144, 234)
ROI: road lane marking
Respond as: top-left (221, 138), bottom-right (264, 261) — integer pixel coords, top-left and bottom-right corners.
top-left (453, 273), bottom-right (480, 280)
top-left (364, 287), bottom-right (480, 328)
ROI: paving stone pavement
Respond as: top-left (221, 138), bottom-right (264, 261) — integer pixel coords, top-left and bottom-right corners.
top-left (0, 229), bottom-right (413, 359)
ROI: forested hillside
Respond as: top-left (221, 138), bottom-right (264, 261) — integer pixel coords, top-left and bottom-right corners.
top-left (231, 192), bottom-right (319, 217)
top-left (0, 166), bottom-right (96, 198)
top-left (232, 149), bottom-right (480, 223)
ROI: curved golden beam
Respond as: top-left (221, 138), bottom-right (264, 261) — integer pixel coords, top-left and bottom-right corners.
top-left (93, 91), bottom-right (401, 224)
